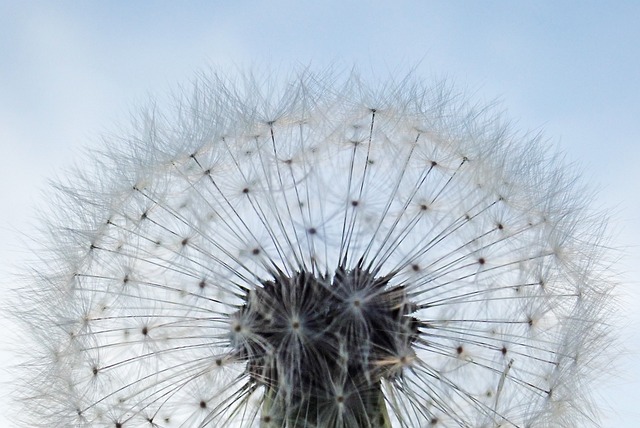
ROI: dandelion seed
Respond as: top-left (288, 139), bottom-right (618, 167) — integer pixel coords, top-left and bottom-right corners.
top-left (14, 70), bottom-right (613, 427)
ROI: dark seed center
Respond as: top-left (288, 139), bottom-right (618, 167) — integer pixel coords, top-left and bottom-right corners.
top-left (230, 265), bottom-right (419, 425)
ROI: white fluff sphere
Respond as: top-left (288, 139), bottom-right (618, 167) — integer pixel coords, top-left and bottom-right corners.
top-left (15, 71), bottom-right (613, 428)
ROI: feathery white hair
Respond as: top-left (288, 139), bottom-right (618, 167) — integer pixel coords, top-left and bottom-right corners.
top-left (14, 69), bottom-right (613, 428)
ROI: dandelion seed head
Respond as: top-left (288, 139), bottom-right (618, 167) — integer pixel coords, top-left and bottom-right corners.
top-left (12, 70), bottom-right (614, 427)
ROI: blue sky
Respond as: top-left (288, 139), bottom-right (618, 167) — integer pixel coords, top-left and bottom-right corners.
top-left (1, 1), bottom-right (638, 425)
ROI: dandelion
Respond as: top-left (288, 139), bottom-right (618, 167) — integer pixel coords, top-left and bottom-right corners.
top-left (14, 70), bottom-right (613, 427)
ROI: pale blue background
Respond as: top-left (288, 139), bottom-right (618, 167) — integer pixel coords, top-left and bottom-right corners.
top-left (1, 1), bottom-right (638, 426)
